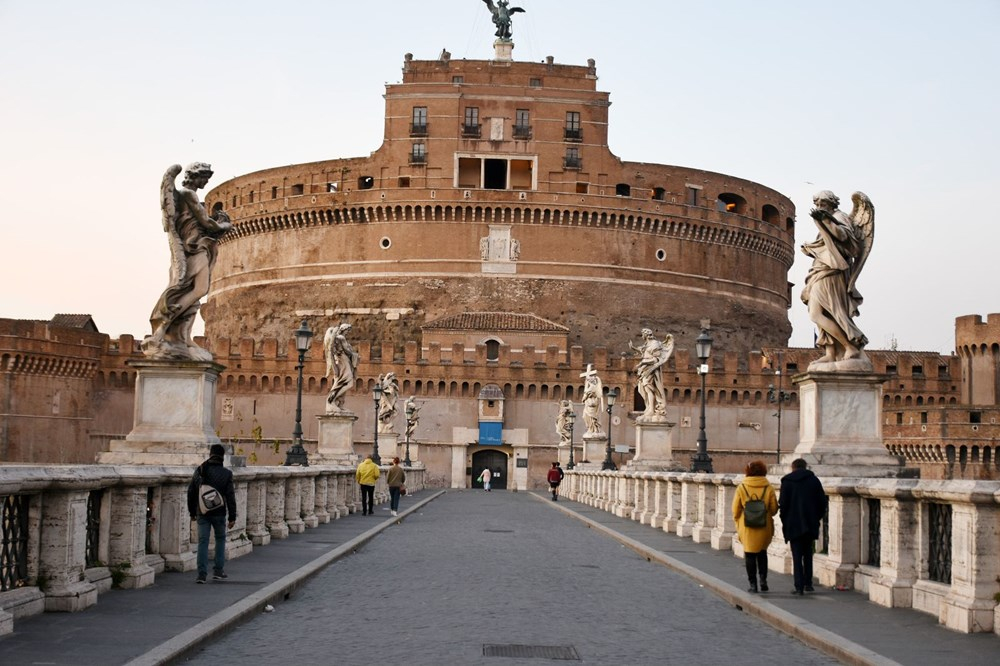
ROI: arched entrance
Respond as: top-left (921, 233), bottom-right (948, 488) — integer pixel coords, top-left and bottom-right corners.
top-left (472, 449), bottom-right (508, 489)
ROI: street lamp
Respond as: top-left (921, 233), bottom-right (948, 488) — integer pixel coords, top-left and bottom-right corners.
top-left (690, 327), bottom-right (714, 473)
top-left (285, 319), bottom-right (313, 466)
top-left (768, 354), bottom-right (791, 465)
top-left (404, 401), bottom-right (415, 467)
top-left (372, 382), bottom-right (383, 464)
top-left (566, 409), bottom-right (576, 470)
top-left (602, 388), bottom-right (618, 470)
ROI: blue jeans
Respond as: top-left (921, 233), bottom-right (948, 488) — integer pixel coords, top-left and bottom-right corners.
top-left (197, 514), bottom-right (228, 577)
top-left (389, 486), bottom-right (401, 511)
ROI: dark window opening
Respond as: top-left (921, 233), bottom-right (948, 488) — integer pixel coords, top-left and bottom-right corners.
top-left (358, 176), bottom-right (374, 190)
top-left (912, 365), bottom-right (924, 377)
top-left (452, 75), bottom-right (464, 84)
top-left (762, 204), bottom-right (780, 224)
top-left (564, 111), bottom-right (582, 141)
top-left (411, 106), bottom-right (428, 135)
top-left (652, 187), bottom-right (666, 201)
top-left (398, 177), bottom-right (410, 188)
top-left (463, 107), bottom-right (480, 137)
top-left (686, 186), bottom-right (699, 206)
top-left (921, 412), bottom-right (928, 424)
top-left (717, 192), bottom-right (747, 214)
top-left (615, 183), bottom-right (631, 197)
top-left (271, 186), bottom-right (278, 199)
top-left (970, 411), bottom-right (982, 424)
top-left (327, 182), bottom-right (338, 193)
top-left (896, 412), bottom-right (903, 425)
top-left (529, 77), bottom-right (542, 87)
top-left (564, 147), bottom-right (581, 170)
top-left (938, 365), bottom-right (950, 377)
top-left (248, 191), bottom-right (255, 203)
top-left (410, 142), bottom-right (426, 164)
top-left (576, 182), bottom-right (589, 194)
top-left (290, 184), bottom-right (304, 196)
top-left (484, 159), bottom-right (507, 190)
top-left (886, 365), bottom-right (897, 374)
top-left (486, 339), bottom-right (500, 362)
top-left (513, 109), bottom-right (531, 139)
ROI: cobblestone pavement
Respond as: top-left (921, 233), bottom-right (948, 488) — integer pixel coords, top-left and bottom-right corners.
top-left (184, 491), bottom-right (837, 666)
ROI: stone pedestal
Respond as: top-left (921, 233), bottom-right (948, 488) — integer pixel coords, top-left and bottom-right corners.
top-left (376, 432), bottom-right (399, 463)
top-left (493, 39), bottom-right (513, 61)
top-left (312, 411), bottom-right (359, 465)
top-left (98, 360), bottom-right (226, 466)
top-left (582, 433), bottom-right (608, 465)
top-left (626, 419), bottom-right (683, 471)
top-left (778, 371), bottom-right (914, 477)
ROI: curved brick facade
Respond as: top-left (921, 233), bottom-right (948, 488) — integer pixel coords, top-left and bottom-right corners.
top-left (204, 54), bottom-right (796, 357)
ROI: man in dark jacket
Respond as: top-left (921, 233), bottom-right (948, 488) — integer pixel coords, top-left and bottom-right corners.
top-left (188, 443), bottom-right (237, 583)
top-left (779, 458), bottom-right (828, 595)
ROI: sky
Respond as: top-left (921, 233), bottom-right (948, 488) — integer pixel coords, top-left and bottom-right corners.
top-left (1, 0), bottom-right (998, 354)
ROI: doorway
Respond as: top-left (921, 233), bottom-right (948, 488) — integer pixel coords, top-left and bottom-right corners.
top-left (472, 449), bottom-right (508, 489)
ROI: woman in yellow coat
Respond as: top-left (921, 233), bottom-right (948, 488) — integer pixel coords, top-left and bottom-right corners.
top-left (732, 460), bottom-right (779, 592)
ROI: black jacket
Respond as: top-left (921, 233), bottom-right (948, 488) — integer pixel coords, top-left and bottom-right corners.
top-left (778, 468), bottom-right (828, 542)
top-left (187, 455), bottom-right (237, 522)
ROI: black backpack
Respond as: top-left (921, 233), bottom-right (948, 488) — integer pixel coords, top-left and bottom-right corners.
top-left (742, 484), bottom-right (768, 528)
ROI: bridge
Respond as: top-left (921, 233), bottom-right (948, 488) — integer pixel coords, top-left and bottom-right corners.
top-left (0, 467), bottom-right (998, 665)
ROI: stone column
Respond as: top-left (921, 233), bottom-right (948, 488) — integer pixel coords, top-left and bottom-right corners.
top-left (710, 478), bottom-right (737, 551)
top-left (691, 479), bottom-right (716, 543)
top-left (675, 475), bottom-right (699, 538)
top-left (939, 497), bottom-right (1000, 632)
top-left (245, 476), bottom-right (270, 546)
top-left (108, 486), bottom-right (156, 589)
top-left (313, 473), bottom-right (331, 524)
top-left (265, 470), bottom-right (291, 539)
top-left (38, 490), bottom-right (98, 612)
top-left (868, 486), bottom-right (919, 608)
top-left (661, 478), bottom-right (683, 534)
top-left (815, 482), bottom-right (861, 588)
top-left (649, 477), bottom-right (669, 529)
top-left (284, 475), bottom-right (305, 534)
top-left (226, 476), bottom-right (252, 559)
top-left (300, 472), bottom-right (319, 528)
top-left (156, 482), bottom-right (197, 572)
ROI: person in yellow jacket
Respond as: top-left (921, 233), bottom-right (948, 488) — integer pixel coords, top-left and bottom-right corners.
top-left (732, 460), bottom-right (778, 593)
top-left (356, 454), bottom-right (380, 516)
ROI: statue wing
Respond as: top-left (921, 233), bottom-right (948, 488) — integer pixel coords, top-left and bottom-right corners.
top-left (510, 7), bottom-right (526, 13)
top-left (324, 326), bottom-right (336, 377)
top-left (847, 191), bottom-right (875, 293)
top-left (160, 164), bottom-right (186, 284)
top-left (483, 0), bottom-right (497, 12)
top-left (662, 334), bottom-right (675, 362)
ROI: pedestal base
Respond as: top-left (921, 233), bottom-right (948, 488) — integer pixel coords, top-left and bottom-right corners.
top-left (582, 434), bottom-right (607, 465)
top-left (313, 412), bottom-right (359, 465)
top-left (627, 420), bottom-right (683, 471)
top-left (493, 39), bottom-right (514, 61)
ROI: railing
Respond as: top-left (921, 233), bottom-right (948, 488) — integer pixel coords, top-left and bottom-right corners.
top-left (512, 125), bottom-right (532, 139)
top-left (409, 154), bottom-right (427, 165)
top-left (410, 123), bottom-right (428, 137)
top-left (461, 124), bottom-right (481, 138)
top-left (563, 157), bottom-right (582, 170)
top-left (561, 469), bottom-right (1000, 635)
top-left (0, 463), bottom-right (426, 634)
top-left (564, 128), bottom-right (582, 141)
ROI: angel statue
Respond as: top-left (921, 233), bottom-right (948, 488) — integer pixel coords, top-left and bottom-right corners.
top-left (801, 190), bottom-right (875, 372)
top-left (482, 0), bottom-right (525, 41)
top-left (555, 399), bottom-right (574, 445)
top-left (142, 163), bottom-right (232, 361)
top-left (404, 396), bottom-right (421, 439)
top-left (324, 323), bottom-right (359, 413)
top-left (628, 329), bottom-right (674, 421)
top-left (377, 372), bottom-right (400, 433)
top-left (580, 364), bottom-right (604, 436)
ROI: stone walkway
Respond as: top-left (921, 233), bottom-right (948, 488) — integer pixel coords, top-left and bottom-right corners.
top-left (0, 490), bottom-right (997, 665)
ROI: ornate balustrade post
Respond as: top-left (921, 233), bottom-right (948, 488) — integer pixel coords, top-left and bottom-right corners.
top-left (648, 476), bottom-right (668, 529)
top-left (811, 479), bottom-right (863, 589)
top-left (675, 474), bottom-right (700, 538)
top-left (614, 472), bottom-right (634, 518)
top-left (301, 471), bottom-right (319, 528)
top-left (313, 473), bottom-right (331, 524)
top-left (710, 475), bottom-right (738, 551)
top-left (691, 476), bottom-right (716, 543)
top-left (265, 470), bottom-right (290, 539)
top-left (245, 475), bottom-right (270, 546)
top-left (864, 480), bottom-right (918, 608)
top-left (108, 482), bottom-right (156, 589)
top-left (284, 473), bottom-right (305, 534)
top-left (635, 474), bottom-right (653, 524)
top-left (661, 476), bottom-right (683, 534)
top-left (156, 479), bottom-right (197, 572)
top-left (38, 489), bottom-right (98, 611)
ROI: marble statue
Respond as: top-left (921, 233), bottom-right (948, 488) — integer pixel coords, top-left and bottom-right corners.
top-left (404, 396), bottom-right (421, 439)
top-left (377, 372), bottom-right (400, 433)
top-left (580, 364), bottom-right (604, 436)
top-left (323, 323), bottom-right (359, 413)
top-left (482, 0), bottom-right (525, 41)
top-left (801, 190), bottom-right (875, 371)
top-left (628, 329), bottom-right (673, 421)
top-left (142, 163), bottom-right (232, 361)
top-left (555, 399), bottom-right (574, 445)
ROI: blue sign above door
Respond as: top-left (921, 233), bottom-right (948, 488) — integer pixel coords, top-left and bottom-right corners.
top-left (479, 422), bottom-right (502, 445)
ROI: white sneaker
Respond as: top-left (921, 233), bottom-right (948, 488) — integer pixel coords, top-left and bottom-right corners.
top-left (391, 510), bottom-right (397, 516)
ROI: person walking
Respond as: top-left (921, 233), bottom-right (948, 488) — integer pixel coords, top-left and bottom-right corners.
top-left (478, 467), bottom-right (492, 491)
top-left (732, 460), bottom-right (778, 593)
top-left (386, 457), bottom-right (406, 516)
top-left (779, 458), bottom-right (829, 595)
top-left (356, 454), bottom-right (380, 516)
top-left (547, 461), bottom-right (564, 501)
top-left (187, 443), bottom-right (237, 584)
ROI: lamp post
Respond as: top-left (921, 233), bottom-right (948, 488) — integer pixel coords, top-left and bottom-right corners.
top-left (371, 382), bottom-right (383, 465)
top-left (768, 353), bottom-right (791, 465)
top-left (566, 409), bottom-right (576, 470)
top-left (404, 401), bottom-right (415, 467)
top-left (284, 319), bottom-right (313, 466)
top-left (690, 327), bottom-right (714, 473)
top-left (602, 388), bottom-right (618, 471)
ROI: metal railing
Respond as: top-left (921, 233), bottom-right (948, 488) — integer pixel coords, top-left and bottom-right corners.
top-left (0, 495), bottom-right (29, 592)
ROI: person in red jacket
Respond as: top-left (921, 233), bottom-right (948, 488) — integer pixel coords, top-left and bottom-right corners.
top-left (547, 461), bottom-right (564, 501)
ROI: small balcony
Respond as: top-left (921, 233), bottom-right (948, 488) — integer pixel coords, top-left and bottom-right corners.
top-left (512, 125), bottom-right (532, 140)
top-left (461, 124), bottom-right (482, 138)
top-left (410, 123), bottom-right (428, 137)
top-left (564, 128), bottom-right (582, 142)
top-left (409, 154), bottom-right (427, 165)
top-left (563, 157), bottom-right (582, 170)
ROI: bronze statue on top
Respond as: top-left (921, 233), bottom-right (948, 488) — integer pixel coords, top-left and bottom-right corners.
top-left (142, 163), bottom-right (232, 362)
top-left (482, 0), bottom-right (525, 41)
top-left (801, 190), bottom-right (875, 372)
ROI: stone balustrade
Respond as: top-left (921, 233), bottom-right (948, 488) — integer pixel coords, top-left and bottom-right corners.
top-left (563, 469), bottom-right (1000, 635)
top-left (0, 463), bottom-right (425, 635)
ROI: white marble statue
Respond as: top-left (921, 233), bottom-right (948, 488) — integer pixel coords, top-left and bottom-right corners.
top-left (324, 323), bottom-right (359, 413)
top-left (801, 190), bottom-right (875, 372)
top-left (628, 329), bottom-right (673, 421)
top-left (580, 364), bottom-right (604, 436)
top-left (404, 396), bottom-right (421, 439)
top-left (555, 399), bottom-right (574, 445)
top-left (377, 372), bottom-right (400, 433)
top-left (142, 163), bottom-right (232, 361)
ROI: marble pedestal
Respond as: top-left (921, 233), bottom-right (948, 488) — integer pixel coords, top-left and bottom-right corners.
top-left (626, 419), bottom-right (684, 471)
top-left (376, 432), bottom-right (399, 464)
top-left (582, 433), bottom-right (608, 464)
top-left (312, 411), bottom-right (359, 465)
top-left (776, 371), bottom-right (915, 478)
top-left (98, 360), bottom-right (229, 466)
top-left (493, 39), bottom-right (513, 61)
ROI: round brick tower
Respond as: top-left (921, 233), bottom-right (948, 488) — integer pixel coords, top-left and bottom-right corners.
top-left (204, 51), bottom-right (796, 357)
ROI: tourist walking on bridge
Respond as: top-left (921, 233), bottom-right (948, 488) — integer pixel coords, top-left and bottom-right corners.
top-left (356, 454), bottom-right (380, 515)
top-left (732, 460), bottom-right (778, 593)
top-left (386, 457), bottom-right (406, 516)
top-left (188, 444), bottom-right (237, 584)
top-left (779, 458), bottom-right (829, 595)
top-left (547, 462), bottom-right (564, 500)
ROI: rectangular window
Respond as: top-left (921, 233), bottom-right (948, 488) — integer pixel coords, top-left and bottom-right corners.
top-left (576, 182), bottom-right (589, 194)
top-left (896, 412), bottom-right (903, 425)
top-left (463, 107), bottom-right (480, 137)
top-left (411, 107), bottom-right (428, 135)
top-left (290, 184), bottom-right (304, 196)
top-left (686, 186), bottom-right (699, 206)
top-left (921, 412), bottom-right (928, 424)
top-left (398, 176), bottom-right (410, 188)
top-left (912, 365), bottom-right (924, 377)
top-left (564, 147), bottom-right (581, 169)
top-left (271, 186), bottom-right (278, 199)
top-left (514, 109), bottom-right (531, 139)
top-left (564, 111), bottom-right (581, 141)
top-left (529, 77), bottom-right (541, 87)
top-left (970, 411), bottom-right (982, 424)
top-left (410, 142), bottom-right (426, 164)
top-left (452, 75), bottom-right (464, 84)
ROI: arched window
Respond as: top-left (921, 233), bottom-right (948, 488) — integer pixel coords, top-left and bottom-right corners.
top-left (717, 193), bottom-right (747, 214)
top-left (485, 339), bottom-right (501, 362)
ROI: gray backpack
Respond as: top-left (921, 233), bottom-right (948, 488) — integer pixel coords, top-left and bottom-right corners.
top-left (742, 484), bottom-right (768, 528)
